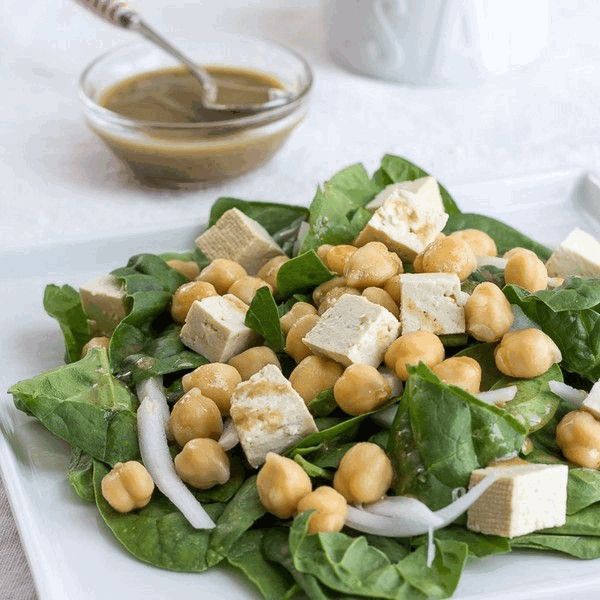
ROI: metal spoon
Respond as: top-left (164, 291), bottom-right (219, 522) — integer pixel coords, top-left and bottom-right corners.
top-left (74, 0), bottom-right (293, 115)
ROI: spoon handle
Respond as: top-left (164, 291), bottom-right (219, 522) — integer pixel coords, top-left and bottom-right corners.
top-left (73, 0), bottom-right (217, 101)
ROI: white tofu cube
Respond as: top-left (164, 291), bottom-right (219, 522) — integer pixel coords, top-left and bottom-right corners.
top-left (399, 273), bottom-right (468, 335)
top-left (356, 193), bottom-right (448, 261)
top-left (79, 274), bottom-right (127, 336)
top-left (230, 364), bottom-right (318, 468)
top-left (303, 295), bottom-right (400, 367)
top-left (367, 177), bottom-right (444, 213)
top-left (546, 228), bottom-right (600, 278)
top-left (195, 208), bottom-right (284, 274)
top-left (582, 381), bottom-right (600, 419)
top-left (180, 294), bottom-right (260, 362)
top-left (467, 463), bottom-right (568, 538)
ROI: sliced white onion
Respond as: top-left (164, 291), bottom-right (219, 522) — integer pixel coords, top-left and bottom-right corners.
top-left (345, 473), bottom-right (498, 538)
top-left (137, 380), bottom-right (215, 529)
top-left (476, 386), bottom-right (517, 405)
top-left (371, 404), bottom-right (399, 428)
top-left (219, 418), bottom-right (239, 451)
top-left (476, 256), bottom-right (507, 269)
top-left (549, 380), bottom-right (587, 406)
top-left (136, 377), bottom-right (170, 431)
top-left (426, 527), bottom-right (435, 568)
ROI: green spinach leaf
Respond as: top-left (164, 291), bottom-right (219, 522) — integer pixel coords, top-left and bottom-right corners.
top-left (445, 213), bottom-right (551, 260)
top-left (530, 398), bottom-right (573, 455)
top-left (109, 254), bottom-right (187, 371)
top-left (9, 348), bottom-right (139, 464)
top-left (505, 280), bottom-right (600, 381)
top-left (245, 287), bottom-right (285, 351)
top-left (373, 154), bottom-right (460, 215)
top-left (226, 529), bottom-right (295, 600)
top-left (461, 266), bottom-right (505, 295)
top-left (44, 284), bottom-right (91, 363)
top-left (293, 454), bottom-right (333, 480)
top-left (511, 533), bottom-right (600, 559)
top-left (67, 448), bottom-right (95, 503)
top-left (413, 526), bottom-right (511, 558)
top-left (290, 512), bottom-right (468, 599)
top-left (300, 164), bottom-right (380, 252)
top-left (207, 476), bottom-right (266, 566)
top-left (308, 389), bottom-right (338, 417)
top-left (389, 364), bottom-right (526, 509)
top-left (277, 251), bottom-right (334, 298)
top-left (543, 502), bottom-right (600, 536)
top-left (566, 468), bottom-right (600, 515)
top-left (93, 461), bottom-right (222, 572)
top-left (491, 364), bottom-right (562, 433)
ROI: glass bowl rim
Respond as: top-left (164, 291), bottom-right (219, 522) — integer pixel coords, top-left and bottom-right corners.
top-left (79, 34), bottom-right (313, 131)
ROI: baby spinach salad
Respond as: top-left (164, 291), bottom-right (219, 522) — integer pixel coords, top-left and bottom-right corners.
top-left (10, 153), bottom-right (600, 599)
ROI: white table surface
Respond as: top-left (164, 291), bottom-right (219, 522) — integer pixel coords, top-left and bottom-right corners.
top-left (3, 0), bottom-right (600, 598)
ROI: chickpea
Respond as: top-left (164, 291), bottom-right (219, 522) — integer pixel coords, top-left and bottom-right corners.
top-left (257, 256), bottom-right (289, 293)
top-left (174, 438), bottom-right (230, 489)
top-left (171, 281), bottom-right (218, 324)
top-left (101, 461), bottom-right (154, 513)
top-left (228, 276), bottom-right (272, 305)
top-left (182, 363), bottom-right (241, 414)
top-left (465, 282), bottom-right (514, 342)
top-left (290, 355), bottom-right (344, 403)
top-left (333, 364), bottom-right (391, 415)
top-left (504, 249), bottom-right (548, 292)
top-left (166, 259), bottom-right (200, 280)
top-left (344, 242), bottom-right (402, 288)
top-left (386, 331), bottom-right (445, 381)
top-left (318, 287), bottom-right (361, 315)
top-left (297, 486), bottom-right (348, 534)
top-left (325, 245), bottom-right (357, 275)
top-left (168, 389), bottom-right (223, 447)
top-left (556, 411), bottom-right (600, 468)
top-left (280, 302), bottom-right (317, 335)
top-left (285, 314), bottom-right (320, 363)
top-left (431, 356), bottom-right (481, 394)
top-left (197, 258), bottom-right (247, 294)
top-left (313, 276), bottom-right (346, 305)
top-left (362, 287), bottom-right (399, 317)
top-left (316, 244), bottom-right (333, 262)
top-left (229, 346), bottom-right (281, 381)
top-left (257, 452), bottom-right (312, 518)
top-left (450, 229), bottom-right (497, 257)
top-left (420, 236), bottom-right (477, 281)
top-left (81, 336), bottom-right (110, 357)
top-left (494, 328), bottom-right (562, 378)
top-left (503, 247), bottom-right (528, 261)
top-left (333, 443), bottom-right (393, 504)
top-left (383, 275), bottom-right (401, 304)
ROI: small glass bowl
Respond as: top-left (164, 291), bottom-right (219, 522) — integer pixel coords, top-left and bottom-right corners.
top-left (80, 34), bottom-right (312, 188)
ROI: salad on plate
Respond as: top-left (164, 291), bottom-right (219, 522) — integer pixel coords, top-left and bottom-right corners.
top-left (10, 154), bottom-right (600, 599)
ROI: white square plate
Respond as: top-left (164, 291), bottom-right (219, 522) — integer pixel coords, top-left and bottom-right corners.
top-left (2, 169), bottom-right (600, 600)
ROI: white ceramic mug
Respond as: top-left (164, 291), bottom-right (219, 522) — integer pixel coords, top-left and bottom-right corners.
top-left (324, 0), bottom-right (550, 85)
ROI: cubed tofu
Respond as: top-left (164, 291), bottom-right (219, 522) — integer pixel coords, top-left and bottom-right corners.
top-left (582, 381), bottom-right (600, 419)
top-left (467, 463), bottom-right (568, 538)
top-left (367, 177), bottom-right (444, 213)
top-left (229, 364), bottom-right (318, 468)
top-left (399, 273), bottom-right (468, 335)
top-left (195, 208), bottom-right (284, 274)
top-left (303, 295), bottom-right (400, 367)
top-left (180, 294), bottom-right (260, 362)
top-left (356, 194), bottom-right (448, 261)
top-left (79, 274), bottom-right (127, 336)
top-left (546, 228), bottom-right (600, 278)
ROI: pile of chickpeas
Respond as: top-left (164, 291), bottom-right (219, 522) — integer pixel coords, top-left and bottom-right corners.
top-left (100, 227), bottom-right (571, 519)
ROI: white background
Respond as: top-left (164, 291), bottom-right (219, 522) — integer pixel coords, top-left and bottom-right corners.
top-left (2, 0), bottom-right (600, 597)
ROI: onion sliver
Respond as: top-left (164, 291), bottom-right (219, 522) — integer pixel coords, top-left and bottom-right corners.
top-left (219, 418), bottom-right (239, 451)
top-left (549, 380), bottom-right (587, 406)
top-left (137, 382), bottom-right (215, 529)
top-left (371, 404), bottom-right (398, 429)
top-left (136, 377), bottom-right (170, 431)
top-left (476, 386), bottom-right (517, 405)
top-left (476, 256), bottom-right (507, 269)
top-left (345, 473), bottom-right (498, 538)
